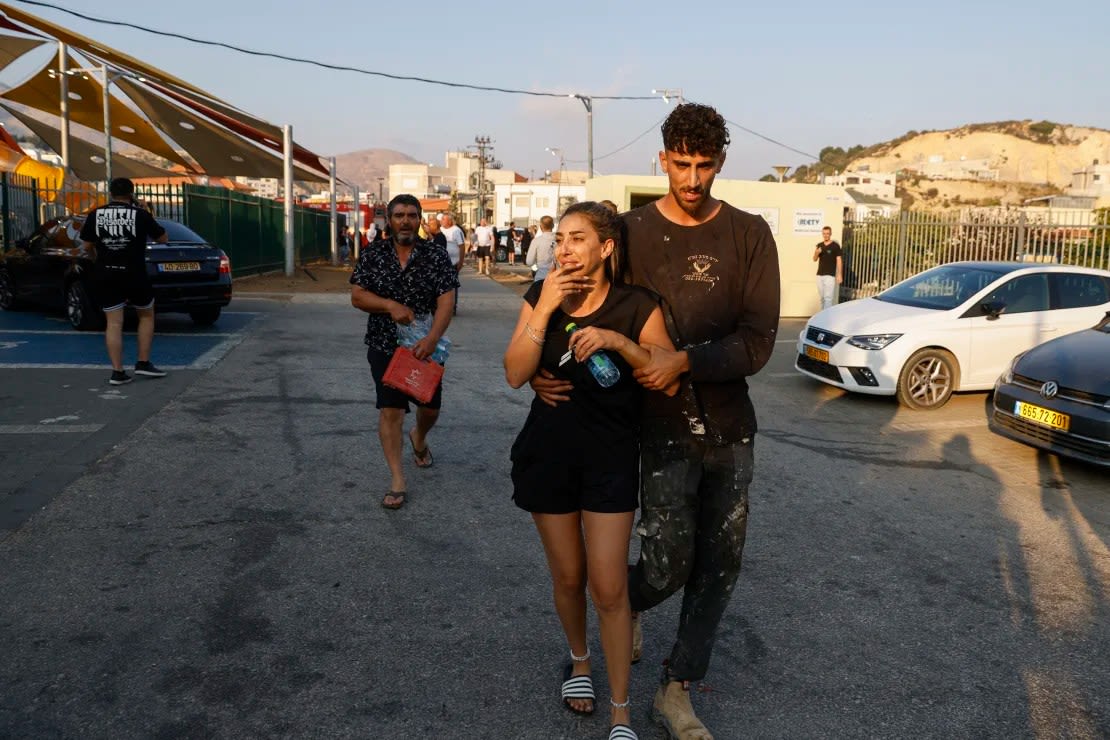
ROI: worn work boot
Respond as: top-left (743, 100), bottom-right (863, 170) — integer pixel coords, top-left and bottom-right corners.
top-left (651, 680), bottom-right (714, 740)
top-left (631, 612), bottom-right (643, 664)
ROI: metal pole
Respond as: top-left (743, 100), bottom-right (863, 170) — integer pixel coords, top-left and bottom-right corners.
top-left (101, 64), bottom-right (112, 183)
top-left (283, 124), bottom-right (294, 276)
top-left (58, 43), bottom-right (69, 178)
top-left (352, 185), bottom-right (360, 262)
top-left (329, 156), bottom-right (338, 265)
top-left (580, 96), bottom-right (594, 179)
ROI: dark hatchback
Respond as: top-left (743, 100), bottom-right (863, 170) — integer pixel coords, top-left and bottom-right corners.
top-left (0, 216), bottom-right (232, 330)
top-left (989, 312), bottom-right (1110, 468)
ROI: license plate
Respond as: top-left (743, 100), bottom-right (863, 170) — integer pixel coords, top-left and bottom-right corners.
top-left (804, 344), bottom-right (829, 363)
top-left (1014, 401), bottom-right (1070, 431)
top-left (158, 261), bottom-right (200, 272)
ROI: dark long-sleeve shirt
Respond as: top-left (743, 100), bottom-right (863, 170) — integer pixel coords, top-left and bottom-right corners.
top-left (622, 201), bottom-right (780, 444)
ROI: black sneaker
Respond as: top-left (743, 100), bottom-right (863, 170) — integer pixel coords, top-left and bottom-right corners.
top-left (109, 370), bottom-right (132, 385)
top-left (134, 361), bottom-right (167, 378)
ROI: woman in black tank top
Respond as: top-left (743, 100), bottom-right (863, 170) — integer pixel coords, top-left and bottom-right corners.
top-left (504, 202), bottom-right (677, 739)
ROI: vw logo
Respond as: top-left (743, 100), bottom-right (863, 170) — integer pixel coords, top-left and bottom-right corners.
top-left (1040, 381), bottom-right (1058, 399)
top-left (817, 332), bottom-right (826, 343)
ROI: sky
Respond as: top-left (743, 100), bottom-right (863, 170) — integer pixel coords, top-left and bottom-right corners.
top-left (2, 0), bottom-right (1109, 182)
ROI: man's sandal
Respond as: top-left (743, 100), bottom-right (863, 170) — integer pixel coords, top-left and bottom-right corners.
top-left (609, 697), bottom-right (637, 739)
top-left (408, 431), bottom-right (433, 468)
top-left (561, 649), bottom-right (595, 716)
top-left (381, 491), bottom-right (406, 509)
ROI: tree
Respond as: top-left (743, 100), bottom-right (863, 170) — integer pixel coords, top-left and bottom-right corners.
top-left (759, 174), bottom-right (778, 182)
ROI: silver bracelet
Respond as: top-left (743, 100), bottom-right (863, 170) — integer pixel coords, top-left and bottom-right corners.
top-left (525, 324), bottom-right (545, 346)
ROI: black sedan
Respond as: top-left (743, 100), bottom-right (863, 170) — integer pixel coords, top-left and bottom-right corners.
top-left (989, 312), bottom-right (1110, 467)
top-left (0, 216), bottom-right (232, 330)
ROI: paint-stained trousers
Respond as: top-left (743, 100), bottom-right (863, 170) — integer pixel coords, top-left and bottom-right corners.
top-left (629, 429), bottom-right (753, 683)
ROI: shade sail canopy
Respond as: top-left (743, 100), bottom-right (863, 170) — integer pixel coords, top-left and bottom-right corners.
top-left (1, 51), bottom-right (189, 167)
top-left (0, 3), bottom-right (215, 98)
top-left (114, 77), bottom-right (324, 182)
top-left (148, 81), bottom-right (328, 176)
top-left (1, 102), bottom-right (177, 181)
top-left (0, 32), bottom-right (42, 74)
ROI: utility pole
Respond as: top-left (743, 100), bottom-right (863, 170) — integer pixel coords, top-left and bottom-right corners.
top-left (471, 135), bottom-right (494, 223)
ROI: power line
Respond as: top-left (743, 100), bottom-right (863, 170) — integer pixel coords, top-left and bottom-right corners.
top-left (566, 114), bottom-right (669, 164)
top-left (11, 1), bottom-right (836, 170)
top-left (11, 0), bottom-right (656, 101)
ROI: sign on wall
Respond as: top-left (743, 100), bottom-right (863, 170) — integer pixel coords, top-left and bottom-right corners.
top-left (793, 209), bottom-right (824, 234)
top-left (740, 206), bottom-right (779, 235)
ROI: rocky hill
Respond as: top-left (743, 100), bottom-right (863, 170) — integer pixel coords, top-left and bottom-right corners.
top-left (849, 121), bottom-right (1110, 188)
top-left (334, 148), bottom-right (417, 196)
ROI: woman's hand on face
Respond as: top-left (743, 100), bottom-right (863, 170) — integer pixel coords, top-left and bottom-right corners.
top-left (568, 326), bottom-right (623, 362)
top-left (534, 264), bottom-right (594, 313)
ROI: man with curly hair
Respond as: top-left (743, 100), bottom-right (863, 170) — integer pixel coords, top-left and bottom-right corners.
top-left (535, 103), bottom-right (781, 738)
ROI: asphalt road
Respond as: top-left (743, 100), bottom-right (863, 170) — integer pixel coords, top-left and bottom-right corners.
top-left (1, 270), bottom-right (1107, 739)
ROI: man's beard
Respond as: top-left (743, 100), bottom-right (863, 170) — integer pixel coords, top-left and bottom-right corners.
top-left (675, 187), bottom-right (706, 215)
top-left (394, 232), bottom-right (414, 245)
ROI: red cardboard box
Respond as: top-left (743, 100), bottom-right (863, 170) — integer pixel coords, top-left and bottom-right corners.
top-left (382, 346), bottom-right (444, 404)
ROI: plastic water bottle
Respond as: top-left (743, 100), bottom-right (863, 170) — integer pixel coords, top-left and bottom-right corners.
top-left (565, 322), bottom-right (620, 388)
top-left (430, 336), bottom-right (451, 365)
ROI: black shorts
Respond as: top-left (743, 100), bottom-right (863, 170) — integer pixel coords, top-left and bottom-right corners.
top-left (476, 246), bottom-right (491, 259)
top-left (367, 346), bottom-right (443, 411)
top-left (511, 459), bottom-right (639, 514)
top-left (94, 269), bottom-right (154, 311)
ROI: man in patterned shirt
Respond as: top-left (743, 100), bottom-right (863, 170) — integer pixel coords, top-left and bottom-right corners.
top-left (350, 194), bottom-right (460, 509)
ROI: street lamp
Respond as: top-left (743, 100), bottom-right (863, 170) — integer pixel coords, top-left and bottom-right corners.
top-left (772, 165), bottom-right (791, 183)
top-left (651, 87), bottom-right (684, 105)
top-left (546, 147), bottom-right (564, 216)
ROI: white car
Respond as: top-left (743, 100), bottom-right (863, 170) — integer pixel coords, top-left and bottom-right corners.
top-left (795, 261), bottom-right (1110, 409)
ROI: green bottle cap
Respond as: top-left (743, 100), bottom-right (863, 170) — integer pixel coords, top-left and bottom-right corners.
top-left (565, 322), bottom-right (578, 333)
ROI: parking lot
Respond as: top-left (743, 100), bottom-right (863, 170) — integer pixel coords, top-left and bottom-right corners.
top-left (1, 274), bottom-right (1106, 738)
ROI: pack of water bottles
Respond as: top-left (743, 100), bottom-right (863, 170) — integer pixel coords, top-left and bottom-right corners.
top-left (396, 314), bottom-right (451, 365)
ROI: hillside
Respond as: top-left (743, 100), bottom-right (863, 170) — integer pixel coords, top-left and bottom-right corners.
top-left (850, 121), bottom-right (1110, 188)
top-left (334, 148), bottom-right (417, 196)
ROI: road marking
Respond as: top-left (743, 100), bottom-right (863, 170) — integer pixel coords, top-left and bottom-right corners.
top-left (767, 372), bottom-right (802, 377)
top-left (775, 339), bottom-right (799, 344)
top-left (0, 424), bottom-right (104, 434)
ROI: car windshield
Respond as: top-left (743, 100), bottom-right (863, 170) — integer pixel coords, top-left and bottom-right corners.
top-left (154, 220), bottom-right (207, 243)
top-left (874, 265), bottom-right (1004, 310)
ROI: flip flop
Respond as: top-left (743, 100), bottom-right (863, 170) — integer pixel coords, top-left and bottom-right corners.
top-left (381, 491), bottom-right (406, 509)
top-left (409, 431), bottom-right (433, 468)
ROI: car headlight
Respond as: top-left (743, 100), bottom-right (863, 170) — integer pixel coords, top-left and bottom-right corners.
top-left (846, 333), bottom-right (902, 350)
top-left (1000, 352), bottom-right (1025, 384)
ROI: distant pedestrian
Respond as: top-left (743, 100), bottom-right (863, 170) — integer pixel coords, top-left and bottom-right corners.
top-left (350, 194), bottom-right (459, 510)
top-left (509, 221), bottom-right (523, 266)
top-left (525, 215), bottom-right (556, 281)
top-left (425, 214), bottom-right (447, 250)
top-left (599, 199), bottom-right (619, 213)
top-left (472, 217), bottom-right (496, 276)
top-left (440, 214), bottom-right (465, 314)
top-left (79, 177), bottom-right (169, 385)
top-left (813, 225), bottom-right (842, 310)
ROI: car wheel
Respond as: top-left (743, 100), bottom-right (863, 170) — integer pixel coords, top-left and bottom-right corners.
top-left (896, 348), bottom-right (959, 410)
top-left (66, 279), bottom-right (104, 331)
top-left (0, 268), bottom-right (18, 310)
top-left (189, 307), bottom-right (221, 326)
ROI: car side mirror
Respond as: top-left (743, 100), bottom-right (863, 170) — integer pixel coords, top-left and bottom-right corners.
top-left (980, 300), bottom-right (1005, 320)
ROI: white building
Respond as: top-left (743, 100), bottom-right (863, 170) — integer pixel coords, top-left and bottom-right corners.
top-left (234, 176), bottom-right (280, 200)
top-left (825, 169), bottom-right (897, 200)
top-left (843, 188), bottom-right (901, 220)
top-left (1068, 161), bottom-right (1110, 197)
top-left (918, 156), bottom-right (998, 181)
top-left (493, 181), bottom-right (587, 228)
top-left (389, 151), bottom-right (519, 225)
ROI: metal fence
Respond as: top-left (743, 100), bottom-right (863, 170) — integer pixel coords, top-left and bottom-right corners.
top-left (842, 208), bottom-right (1110, 300)
top-left (0, 174), bottom-right (334, 277)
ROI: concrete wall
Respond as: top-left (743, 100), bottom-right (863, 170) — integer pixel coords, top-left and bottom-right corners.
top-left (586, 175), bottom-right (848, 317)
